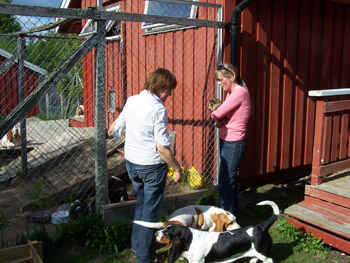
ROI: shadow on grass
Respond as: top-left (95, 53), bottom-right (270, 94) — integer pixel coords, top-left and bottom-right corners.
top-left (271, 240), bottom-right (300, 262)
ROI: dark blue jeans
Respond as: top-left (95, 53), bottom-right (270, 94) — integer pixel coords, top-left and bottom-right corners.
top-left (218, 138), bottom-right (247, 222)
top-left (126, 160), bottom-right (167, 263)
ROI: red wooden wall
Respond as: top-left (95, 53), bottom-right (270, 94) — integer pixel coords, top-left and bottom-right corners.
top-left (0, 56), bottom-right (39, 118)
top-left (236, 0), bottom-right (350, 184)
top-left (70, 0), bottom-right (350, 185)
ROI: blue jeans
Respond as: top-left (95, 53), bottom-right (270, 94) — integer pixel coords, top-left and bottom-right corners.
top-left (126, 160), bottom-right (167, 263)
top-left (218, 138), bottom-right (247, 222)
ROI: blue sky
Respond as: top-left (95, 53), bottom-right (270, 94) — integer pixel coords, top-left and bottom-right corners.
top-left (10, 0), bottom-right (63, 30)
top-left (11, 0), bottom-right (62, 8)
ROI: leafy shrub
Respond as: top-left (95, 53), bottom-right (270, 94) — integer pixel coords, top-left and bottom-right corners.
top-left (85, 216), bottom-right (132, 254)
top-left (195, 189), bottom-right (219, 206)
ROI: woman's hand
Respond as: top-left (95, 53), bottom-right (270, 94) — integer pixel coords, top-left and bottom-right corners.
top-left (215, 117), bottom-right (227, 128)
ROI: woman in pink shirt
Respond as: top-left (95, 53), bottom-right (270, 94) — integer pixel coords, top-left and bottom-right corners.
top-left (211, 63), bottom-right (251, 222)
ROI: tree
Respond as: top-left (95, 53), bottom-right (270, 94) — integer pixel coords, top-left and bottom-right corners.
top-left (25, 31), bottom-right (83, 118)
top-left (0, 0), bottom-right (22, 52)
top-left (0, 0), bottom-right (21, 33)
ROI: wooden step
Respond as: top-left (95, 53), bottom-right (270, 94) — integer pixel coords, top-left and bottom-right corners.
top-left (305, 184), bottom-right (350, 209)
top-left (284, 198), bottom-right (350, 254)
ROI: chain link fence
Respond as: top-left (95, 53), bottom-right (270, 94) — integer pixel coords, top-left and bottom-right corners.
top-left (0, 0), bottom-right (225, 247)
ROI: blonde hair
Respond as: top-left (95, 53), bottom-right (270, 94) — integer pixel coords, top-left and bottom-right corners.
top-left (143, 68), bottom-right (177, 94)
top-left (214, 63), bottom-right (247, 88)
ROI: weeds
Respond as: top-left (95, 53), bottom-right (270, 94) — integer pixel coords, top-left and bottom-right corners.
top-left (276, 219), bottom-right (330, 257)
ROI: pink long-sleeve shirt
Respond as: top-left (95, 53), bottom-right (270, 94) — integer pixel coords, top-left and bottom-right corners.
top-left (211, 86), bottom-right (251, 141)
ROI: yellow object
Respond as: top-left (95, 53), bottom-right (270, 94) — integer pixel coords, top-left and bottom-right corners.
top-left (167, 166), bottom-right (203, 188)
top-left (167, 166), bottom-right (185, 179)
top-left (188, 166), bottom-right (203, 187)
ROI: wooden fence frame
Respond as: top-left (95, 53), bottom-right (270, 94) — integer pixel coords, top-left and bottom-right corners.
top-left (309, 89), bottom-right (350, 186)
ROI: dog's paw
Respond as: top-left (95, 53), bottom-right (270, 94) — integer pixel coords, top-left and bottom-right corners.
top-left (208, 98), bottom-right (221, 111)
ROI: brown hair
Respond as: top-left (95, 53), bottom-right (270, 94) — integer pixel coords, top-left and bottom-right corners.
top-left (143, 68), bottom-right (177, 94)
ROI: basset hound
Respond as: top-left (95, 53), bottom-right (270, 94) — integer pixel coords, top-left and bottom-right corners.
top-left (135, 201), bottom-right (279, 263)
top-left (135, 205), bottom-right (240, 232)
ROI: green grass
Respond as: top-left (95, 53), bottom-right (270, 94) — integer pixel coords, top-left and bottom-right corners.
top-left (16, 186), bottom-right (349, 263)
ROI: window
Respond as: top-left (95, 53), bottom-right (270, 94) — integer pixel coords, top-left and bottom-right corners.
top-left (108, 91), bottom-right (116, 112)
top-left (142, 0), bottom-right (198, 33)
top-left (80, 5), bottom-right (121, 41)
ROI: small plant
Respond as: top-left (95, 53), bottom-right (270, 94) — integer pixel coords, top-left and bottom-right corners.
top-left (300, 230), bottom-right (329, 256)
top-left (28, 180), bottom-right (50, 229)
top-left (0, 210), bottom-right (10, 248)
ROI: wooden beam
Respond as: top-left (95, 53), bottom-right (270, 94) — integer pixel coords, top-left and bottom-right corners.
top-left (319, 158), bottom-right (350, 177)
top-left (0, 3), bottom-right (228, 29)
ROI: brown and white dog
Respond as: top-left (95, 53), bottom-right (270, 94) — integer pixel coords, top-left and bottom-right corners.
top-left (135, 201), bottom-right (279, 263)
top-left (0, 124), bottom-right (20, 148)
top-left (134, 205), bottom-right (240, 232)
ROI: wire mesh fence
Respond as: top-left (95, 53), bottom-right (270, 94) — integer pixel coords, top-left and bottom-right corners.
top-left (0, 0), bottom-right (225, 247)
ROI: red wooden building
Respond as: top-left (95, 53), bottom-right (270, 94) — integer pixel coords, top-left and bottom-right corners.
top-left (61, 0), bottom-right (350, 182)
top-left (59, 0), bottom-right (350, 253)
top-left (0, 49), bottom-right (47, 118)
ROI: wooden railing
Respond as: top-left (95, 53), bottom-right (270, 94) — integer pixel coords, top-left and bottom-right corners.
top-left (309, 89), bottom-right (350, 186)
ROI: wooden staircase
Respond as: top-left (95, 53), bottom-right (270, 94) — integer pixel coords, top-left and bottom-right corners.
top-left (285, 91), bottom-right (350, 254)
top-left (285, 173), bottom-right (350, 254)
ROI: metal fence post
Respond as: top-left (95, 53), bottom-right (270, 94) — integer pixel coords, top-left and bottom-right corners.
top-left (94, 19), bottom-right (108, 212)
top-left (17, 34), bottom-right (28, 174)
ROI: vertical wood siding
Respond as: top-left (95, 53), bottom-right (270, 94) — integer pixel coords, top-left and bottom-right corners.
top-left (77, 0), bottom-right (350, 185)
top-left (238, 0), bottom-right (350, 184)
top-left (0, 56), bottom-right (39, 118)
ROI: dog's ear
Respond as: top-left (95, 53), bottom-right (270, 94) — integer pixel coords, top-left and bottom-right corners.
top-left (167, 235), bottom-right (183, 263)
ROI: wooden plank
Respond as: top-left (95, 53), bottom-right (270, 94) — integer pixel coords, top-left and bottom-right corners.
top-left (302, 196), bottom-right (350, 221)
top-left (304, 0), bottom-right (322, 165)
top-left (28, 241), bottom-right (43, 263)
top-left (305, 185), bottom-right (350, 208)
top-left (330, 114), bottom-right (340, 162)
top-left (324, 100), bottom-right (350, 113)
top-left (340, 5), bottom-right (350, 89)
top-left (240, 0), bottom-right (257, 177)
top-left (322, 115), bottom-right (332, 164)
top-left (267, 0), bottom-right (284, 172)
top-left (320, 1), bottom-right (334, 89)
top-left (286, 216), bottom-right (350, 254)
top-left (0, 244), bottom-right (30, 262)
top-left (0, 3), bottom-right (227, 29)
top-left (330, 2), bottom-right (345, 92)
top-left (311, 100), bottom-right (325, 185)
top-left (280, 0), bottom-right (297, 170)
top-left (319, 158), bottom-right (350, 178)
top-left (315, 174), bottom-right (350, 198)
top-left (254, 0), bottom-right (272, 175)
top-left (339, 114), bottom-right (349, 159)
top-left (0, 241), bottom-right (42, 263)
top-left (102, 189), bottom-right (208, 226)
top-left (284, 202), bottom-right (350, 239)
top-left (293, 0), bottom-right (312, 167)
